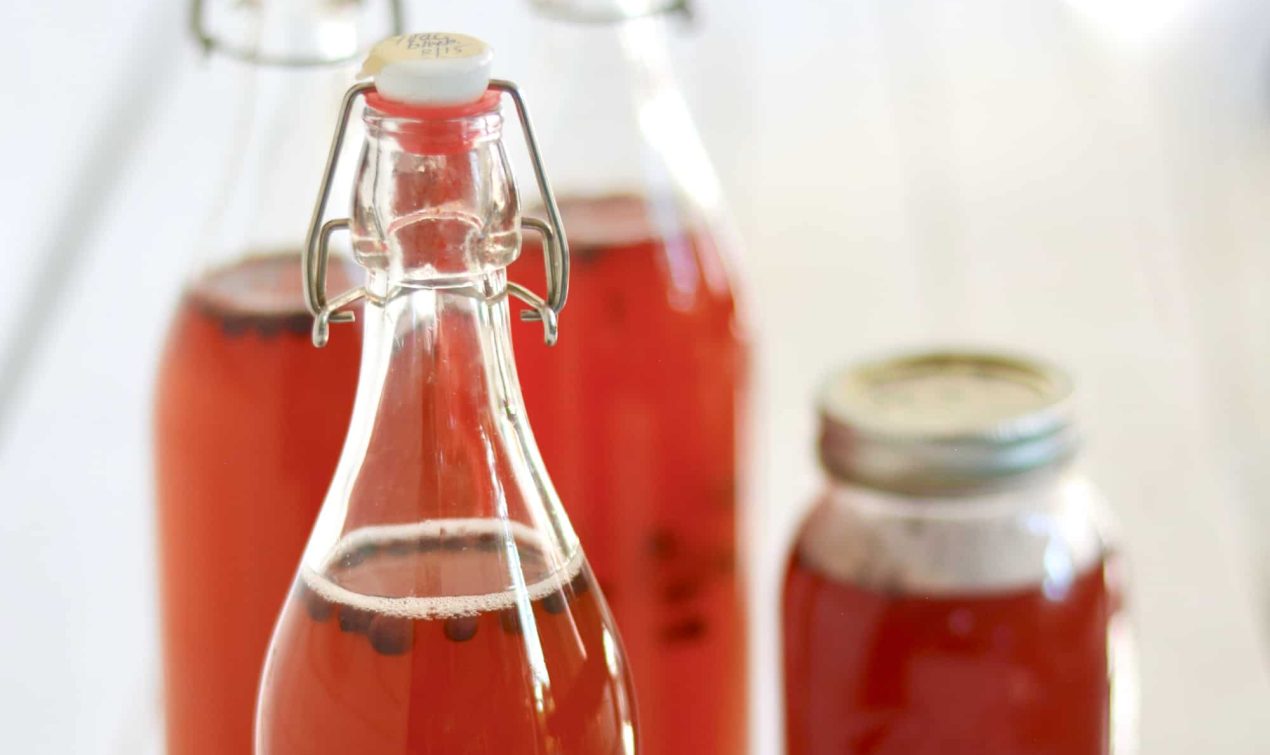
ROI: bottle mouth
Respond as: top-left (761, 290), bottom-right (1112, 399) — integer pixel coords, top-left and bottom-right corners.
top-left (363, 88), bottom-right (503, 154)
top-left (529, 0), bottom-right (686, 23)
top-left (817, 349), bottom-right (1078, 496)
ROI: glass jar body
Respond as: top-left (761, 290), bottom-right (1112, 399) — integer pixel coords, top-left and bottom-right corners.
top-left (783, 470), bottom-right (1135, 755)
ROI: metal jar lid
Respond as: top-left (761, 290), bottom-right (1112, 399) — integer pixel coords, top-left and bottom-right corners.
top-left (818, 350), bottom-right (1077, 496)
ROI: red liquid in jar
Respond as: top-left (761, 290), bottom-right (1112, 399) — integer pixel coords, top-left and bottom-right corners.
top-left (783, 551), bottom-right (1112, 755)
top-left (153, 254), bottom-right (361, 755)
top-left (511, 194), bottom-right (748, 754)
top-left (257, 523), bottom-right (636, 753)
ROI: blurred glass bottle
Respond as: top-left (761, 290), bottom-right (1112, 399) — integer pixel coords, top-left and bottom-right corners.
top-left (783, 351), bottom-right (1137, 755)
top-left (256, 33), bottom-right (637, 752)
top-left (509, 2), bottom-right (750, 753)
top-left (152, 2), bottom-right (397, 752)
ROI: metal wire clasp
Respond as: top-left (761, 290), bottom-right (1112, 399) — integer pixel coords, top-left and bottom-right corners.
top-left (303, 80), bottom-right (571, 348)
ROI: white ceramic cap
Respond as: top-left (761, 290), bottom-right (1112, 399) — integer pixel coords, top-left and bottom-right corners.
top-left (359, 33), bottom-right (494, 106)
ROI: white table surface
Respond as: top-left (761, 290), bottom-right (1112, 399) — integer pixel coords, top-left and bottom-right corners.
top-left (2, 1), bottom-right (1270, 752)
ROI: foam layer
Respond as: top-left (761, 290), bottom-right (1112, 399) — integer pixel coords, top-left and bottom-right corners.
top-left (797, 474), bottom-right (1108, 595)
top-left (301, 518), bottom-right (584, 620)
top-left (190, 253), bottom-right (359, 317)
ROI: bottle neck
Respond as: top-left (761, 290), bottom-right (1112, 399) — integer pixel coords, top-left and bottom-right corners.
top-left (302, 267), bottom-right (577, 570)
top-left (195, 58), bottom-right (358, 273)
top-left (524, 13), bottom-right (717, 207)
top-left (352, 99), bottom-right (518, 283)
top-left (298, 102), bottom-right (575, 567)
top-left (192, 0), bottom-right (399, 274)
top-left (196, 0), bottom-right (397, 66)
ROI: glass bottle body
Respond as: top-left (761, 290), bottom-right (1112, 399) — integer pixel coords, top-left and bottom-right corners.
top-left (153, 260), bottom-right (360, 753)
top-left (263, 538), bottom-right (623, 752)
top-left (151, 53), bottom-right (366, 755)
top-left (509, 14), bottom-right (748, 754)
top-left (257, 286), bottom-right (636, 753)
top-left (256, 96), bottom-right (638, 753)
top-left (783, 470), bottom-right (1133, 755)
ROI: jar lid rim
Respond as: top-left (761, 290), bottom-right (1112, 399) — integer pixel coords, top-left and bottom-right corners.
top-left (817, 349), bottom-right (1078, 496)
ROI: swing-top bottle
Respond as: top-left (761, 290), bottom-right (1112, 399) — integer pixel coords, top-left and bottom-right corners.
top-left (255, 33), bottom-right (638, 753)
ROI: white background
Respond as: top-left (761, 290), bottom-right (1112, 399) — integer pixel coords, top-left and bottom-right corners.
top-left (2, 0), bottom-right (1270, 752)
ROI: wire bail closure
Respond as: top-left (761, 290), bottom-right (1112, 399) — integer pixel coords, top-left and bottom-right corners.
top-left (303, 80), bottom-right (572, 348)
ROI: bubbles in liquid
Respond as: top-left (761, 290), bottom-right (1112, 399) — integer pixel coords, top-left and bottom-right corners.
top-left (187, 253), bottom-right (360, 338)
top-left (260, 521), bottom-right (635, 754)
top-left (298, 519), bottom-right (587, 655)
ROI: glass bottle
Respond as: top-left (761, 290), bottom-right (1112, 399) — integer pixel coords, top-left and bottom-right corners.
top-left (152, 2), bottom-right (396, 752)
top-left (256, 33), bottom-right (638, 753)
top-left (508, 3), bottom-right (750, 753)
top-left (783, 351), bottom-right (1137, 755)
